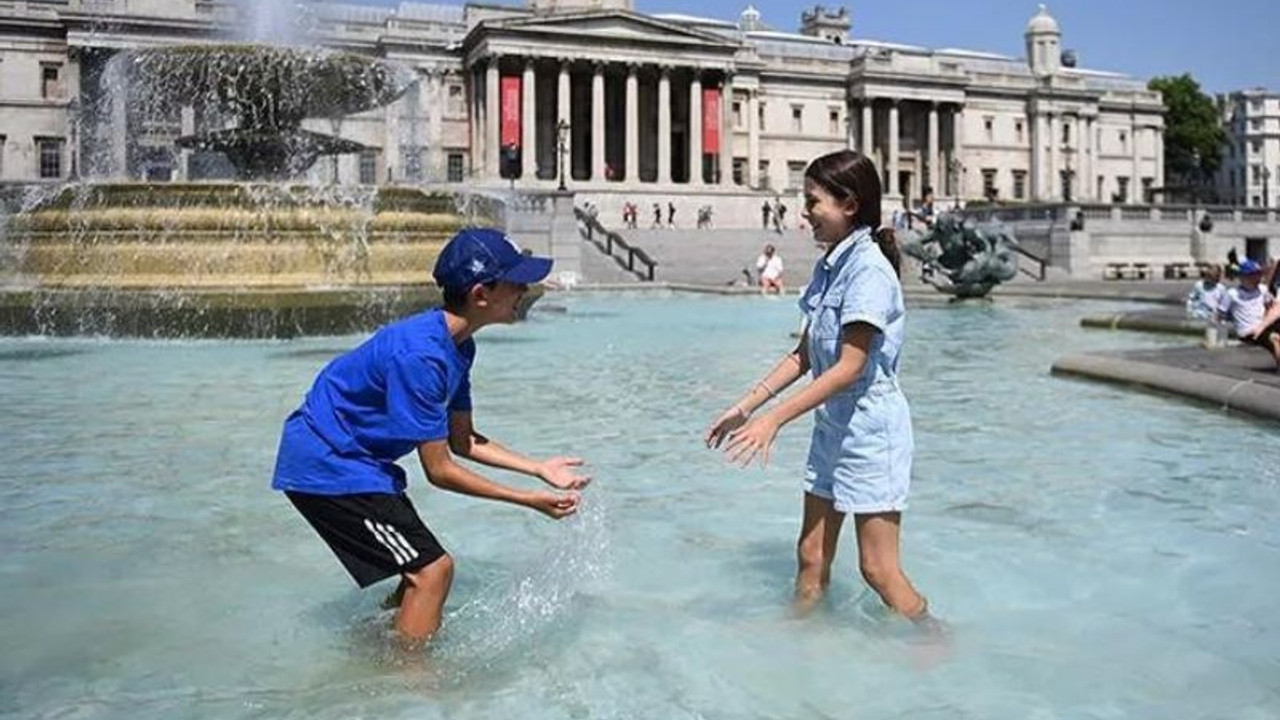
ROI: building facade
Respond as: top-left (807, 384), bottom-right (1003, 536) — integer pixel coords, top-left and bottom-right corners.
top-left (1216, 89), bottom-right (1280, 208)
top-left (0, 0), bottom-right (1165, 207)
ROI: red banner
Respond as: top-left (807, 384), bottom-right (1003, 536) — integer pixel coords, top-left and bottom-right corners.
top-left (702, 87), bottom-right (721, 155)
top-left (501, 76), bottom-right (521, 148)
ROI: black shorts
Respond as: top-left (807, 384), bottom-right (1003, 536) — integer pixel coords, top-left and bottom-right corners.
top-left (286, 491), bottom-right (447, 588)
top-left (1244, 319), bottom-right (1280, 348)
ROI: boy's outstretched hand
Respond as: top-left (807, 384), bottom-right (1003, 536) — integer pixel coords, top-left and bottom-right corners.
top-left (705, 405), bottom-right (747, 449)
top-left (526, 490), bottom-right (581, 519)
top-left (538, 456), bottom-right (592, 490)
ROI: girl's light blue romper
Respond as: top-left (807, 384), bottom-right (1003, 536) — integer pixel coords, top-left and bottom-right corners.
top-left (798, 227), bottom-right (914, 514)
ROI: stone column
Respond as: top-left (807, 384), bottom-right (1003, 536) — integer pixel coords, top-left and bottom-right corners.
top-left (558, 59), bottom-right (571, 182)
top-left (657, 66), bottom-right (671, 184)
top-left (625, 64), bottom-right (638, 183)
top-left (427, 70), bottom-right (444, 181)
top-left (689, 69), bottom-right (703, 185)
top-left (592, 62), bottom-right (606, 181)
top-left (384, 99), bottom-right (401, 183)
top-left (1154, 126), bottom-right (1164, 200)
top-left (522, 59), bottom-right (537, 180)
top-left (178, 105), bottom-right (195, 181)
top-left (468, 68), bottom-right (479, 179)
top-left (748, 88), bottom-right (761, 188)
top-left (111, 81), bottom-right (128, 177)
top-left (1047, 113), bottom-right (1057, 201)
top-left (952, 105), bottom-right (965, 197)
top-left (861, 100), bottom-right (873, 159)
top-left (887, 100), bottom-right (900, 196)
top-left (927, 102), bottom-right (938, 194)
top-left (1083, 116), bottom-right (1094, 200)
top-left (485, 58), bottom-right (500, 179)
top-left (1131, 119), bottom-right (1141, 204)
top-left (722, 74), bottom-right (736, 186)
top-left (1028, 110), bottom-right (1040, 200)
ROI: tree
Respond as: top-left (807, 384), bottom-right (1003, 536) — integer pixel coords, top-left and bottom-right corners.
top-left (1148, 74), bottom-right (1228, 197)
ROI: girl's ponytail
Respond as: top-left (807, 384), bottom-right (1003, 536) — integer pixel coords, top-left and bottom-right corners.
top-left (874, 226), bottom-right (902, 278)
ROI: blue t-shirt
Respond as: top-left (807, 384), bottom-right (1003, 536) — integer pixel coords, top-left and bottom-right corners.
top-left (271, 309), bottom-right (474, 495)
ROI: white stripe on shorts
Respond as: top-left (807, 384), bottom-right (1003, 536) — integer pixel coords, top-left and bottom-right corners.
top-left (377, 521), bottom-right (419, 563)
top-left (364, 519), bottom-right (417, 566)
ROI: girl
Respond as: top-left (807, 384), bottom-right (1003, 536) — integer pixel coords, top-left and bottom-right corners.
top-left (706, 150), bottom-right (929, 621)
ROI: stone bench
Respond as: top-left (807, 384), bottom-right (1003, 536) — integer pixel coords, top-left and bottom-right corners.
top-left (1103, 262), bottom-right (1153, 280)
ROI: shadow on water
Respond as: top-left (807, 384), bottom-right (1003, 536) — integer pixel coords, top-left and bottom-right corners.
top-left (0, 347), bottom-right (89, 362)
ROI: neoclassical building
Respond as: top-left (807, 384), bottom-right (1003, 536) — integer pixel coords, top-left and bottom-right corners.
top-left (0, 0), bottom-right (1166, 207)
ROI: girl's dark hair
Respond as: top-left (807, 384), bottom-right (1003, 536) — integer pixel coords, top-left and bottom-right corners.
top-left (803, 150), bottom-right (901, 277)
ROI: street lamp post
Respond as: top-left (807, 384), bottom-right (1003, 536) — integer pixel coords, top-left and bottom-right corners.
top-left (556, 118), bottom-right (570, 192)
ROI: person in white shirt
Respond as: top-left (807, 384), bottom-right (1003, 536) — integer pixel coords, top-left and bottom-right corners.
top-left (756, 243), bottom-right (785, 294)
top-left (1220, 259), bottom-right (1280, 370)
top-left (1185, 264), bottom-right (1226, 319)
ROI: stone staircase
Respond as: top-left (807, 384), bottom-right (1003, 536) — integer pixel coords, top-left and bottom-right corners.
top-left (595, 227), bottom-right (826, 286)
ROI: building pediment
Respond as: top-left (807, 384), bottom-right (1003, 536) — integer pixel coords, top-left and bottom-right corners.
top-left (463, 10), bottom-right (739, 54)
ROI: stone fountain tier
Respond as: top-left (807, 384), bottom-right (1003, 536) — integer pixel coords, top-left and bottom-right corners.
top-left (128, 44), bottom-right (417, 126)
top-left (175, 129), bottom-right (371, 180)
top-left (0, 183), bottom-right (531, 338)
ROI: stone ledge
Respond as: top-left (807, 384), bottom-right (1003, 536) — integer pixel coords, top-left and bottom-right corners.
top-left (1051, 350), bottom-right (1280, 422)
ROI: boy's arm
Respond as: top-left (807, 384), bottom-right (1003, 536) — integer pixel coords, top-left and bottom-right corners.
top-left (447, 411), bottom-right (590, 490)
top-left (417, 439), bottom-right (579, 519)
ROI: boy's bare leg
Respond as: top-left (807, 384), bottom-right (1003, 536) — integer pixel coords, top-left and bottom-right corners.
top-left (394, 554), bottom-right (455, 648)
top-left (382, 578), bottom-right (409, 610)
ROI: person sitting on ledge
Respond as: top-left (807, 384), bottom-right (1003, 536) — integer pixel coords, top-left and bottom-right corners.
top-left (1185, 264), bottom-right (1226, 320)
top-left (1219, 259), bottom-right (1280, 371)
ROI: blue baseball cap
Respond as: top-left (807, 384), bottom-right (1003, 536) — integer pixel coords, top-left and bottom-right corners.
top-left (1237, 258), bottom-right (1263, 276)
top-left (432, 227), bottom-right (553, 291)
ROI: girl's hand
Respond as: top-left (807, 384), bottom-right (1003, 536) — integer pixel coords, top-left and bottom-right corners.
top-left (538, 456), bottom-right (592, 490)
top-left (705, 405), bottom-right (748, 449)
top-left (723, 415), bottom-right (780, 468)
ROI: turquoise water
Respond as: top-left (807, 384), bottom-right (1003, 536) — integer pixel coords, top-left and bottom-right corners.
top-left (1, 293), bottom-right (1278, 719)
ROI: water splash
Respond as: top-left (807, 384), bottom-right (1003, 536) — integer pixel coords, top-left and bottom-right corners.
top-left (428, 490), bottom-right (615, 683)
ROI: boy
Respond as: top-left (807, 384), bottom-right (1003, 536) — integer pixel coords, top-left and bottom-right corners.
top-left (1220, 259), bottom-right (1280, 369)
top-left (272, 227), bottom-right (590, 647)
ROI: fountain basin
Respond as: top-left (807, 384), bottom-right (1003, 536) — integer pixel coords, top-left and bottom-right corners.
top-left (0, 183), bottom-right (531, 338)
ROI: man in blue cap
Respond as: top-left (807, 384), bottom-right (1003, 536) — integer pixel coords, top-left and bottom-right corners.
top-left (271, 227), bottom-right (590, 648)
top-left (1219, 258), bottom-right (1280, 369)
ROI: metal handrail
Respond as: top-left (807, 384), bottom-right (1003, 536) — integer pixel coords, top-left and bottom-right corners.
top-left (574, 207), bottom-right (657, 281)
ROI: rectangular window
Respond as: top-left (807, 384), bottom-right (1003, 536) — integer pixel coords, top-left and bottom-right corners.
top-left (446, 85), bottom-right (464, 116)
top-left (758, 159), bottom-right (770, 189)
top-left (983, 116), bottom-right (994, 142)
top-left (41, 63), bottom-right (62, 99)
top-left (1061, 170), bottom-right (1074, 201)
top-left (1119, 130), bottom-right (1128, 152)
top-left (446, 152), bottom-right (464, 182)
top-left (1251, 118), bottom-right (1262, 131)
top-left (1141, 177), bottom-right (1153, 203)
top-left (37, 137), bottom-right (63, 179)
top-left (1253, 195), bottom-right (1262, 207)
top-left (1012, 170), bottom-right (1026, 200)
top-left (758, 102), bottom-right (767, 132)
top-left (1097, 175), bottom-right (1105, 200)
top-left (828, 109), bottom-right (840, 136)
top-left (1252, 140), bottom-right (1262, 154)
top-left (1061, 121), bottom-right (1071, 144)
top-left (0, 134), bottom-right (5, 176)
top-left (981, 168), bottom-right (997, 198)
top-left (1015, 119), bottom-right (1024, 144)
top-left (1116, 176), bottom-right (1130, 203)
top-left (402, 146), bottom-right (423, 182)
top-left (359, 150), bottom-right (378, 185)
top-left (1253, 165), bottom-right (1262, 184)
top-left (787, 160), bottom-right (806, 191)
top-left (732, 157), bottom-right (745, 186)
top-left (791, 105), bottom-right (803, 134)
top-left (733, 101), bottom-right (743, 130)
